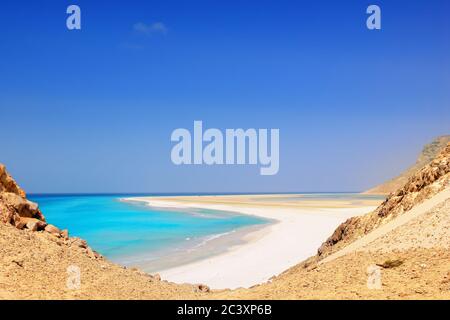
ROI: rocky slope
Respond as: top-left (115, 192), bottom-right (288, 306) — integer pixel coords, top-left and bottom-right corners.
top-left (365, 135), bottom-right (450, 194)
top-left (0, 164), bottom-right (46, 230)
top-left (226, 195), bottom-right (450, 299)
top-left (0, 164), bottom-right (209, 299)
top-left (317, 142), bottom-right (450, 259)
top-left (219, 247), bottom-right (450, 299)
top-left (222, 143), bottom-right (450, 299)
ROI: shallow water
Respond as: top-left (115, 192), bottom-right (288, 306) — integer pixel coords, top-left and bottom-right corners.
top-left (29, 194), bottom-right (268, 270)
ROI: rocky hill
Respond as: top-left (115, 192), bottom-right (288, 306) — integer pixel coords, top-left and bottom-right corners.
top-left (317, 142), bottom-right (450, 258)
top-left (365, 135), bottom-right (450, 194)
top-left (0, 164), bottom-right (208, 299)
top-left (0, 164), bottom-right (46, 230)
top-left (221, 142), bottom-right (450, 299)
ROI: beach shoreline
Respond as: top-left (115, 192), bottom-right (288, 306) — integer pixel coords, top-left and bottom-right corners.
top-left (123, 194), bottom-right (380, 289)
top-left (113, 215), bottom-right (274, 273)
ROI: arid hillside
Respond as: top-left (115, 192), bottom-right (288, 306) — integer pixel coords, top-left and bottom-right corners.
top-left (318, 142), bottom-right (450, 259)
top-left (222, 143), bottom-right (450, 299)
top-left (365, 135), bottom-right (450, 194)
top-left (0, 164), bottom-right (209, 299)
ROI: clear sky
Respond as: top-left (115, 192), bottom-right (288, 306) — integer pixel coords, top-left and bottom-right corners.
top-left (0, 0), bottom-right (449, 193)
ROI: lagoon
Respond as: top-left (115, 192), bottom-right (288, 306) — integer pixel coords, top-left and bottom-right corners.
top-left (28, 194), bottom-right (268, 271)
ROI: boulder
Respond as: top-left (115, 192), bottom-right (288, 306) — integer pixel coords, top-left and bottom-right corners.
top-left (72, 238), bottom-right (88, 249)
top-left (21, 217), bottom-right (47, 231)
top-left (86, 246), bottom-right (102, 259)
top-left (0, 193), bottom-right (45, 221)
top-left (27, 220), bottom-right (38, 231)
top-left (14, 218), bottom-right (27, 230)
top-left (1, 164), bottom-right (48, 233)
top-left (44, 224), bottom-right (61, 235)
top-left (0, 164), bottom-right (26, 197)
top-left (61, 229), bottom-right (69, 240)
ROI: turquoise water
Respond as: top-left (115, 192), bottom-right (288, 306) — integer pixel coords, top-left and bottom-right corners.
top-left (28, 195), bottom-right (268, 268)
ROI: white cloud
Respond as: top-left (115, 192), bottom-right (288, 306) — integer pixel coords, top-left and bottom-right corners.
top-left (133, 22), bottom-right (168, 36)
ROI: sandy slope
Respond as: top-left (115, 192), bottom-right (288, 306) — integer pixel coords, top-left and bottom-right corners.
top-left (219, 189), bottom-right (450, 299)
top-left (0, 221), bottom-right (208, 299)
top-left (320, 188), bottom-right (450, 264)
top-left (366, 198), bottom-right (450, 252)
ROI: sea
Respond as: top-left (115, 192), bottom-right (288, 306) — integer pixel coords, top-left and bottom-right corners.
top-left (28, 194), bottom-right (269, 271)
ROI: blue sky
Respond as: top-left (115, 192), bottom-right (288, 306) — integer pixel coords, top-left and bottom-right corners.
top-left (0, 0), bottom-right (449, 193)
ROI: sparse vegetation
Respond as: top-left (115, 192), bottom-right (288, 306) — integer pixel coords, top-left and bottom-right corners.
top-left (377, 259), bottom-right (404, 269)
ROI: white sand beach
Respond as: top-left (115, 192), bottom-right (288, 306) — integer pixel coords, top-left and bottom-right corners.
top-left (125, 195), bottom-right (380, 289)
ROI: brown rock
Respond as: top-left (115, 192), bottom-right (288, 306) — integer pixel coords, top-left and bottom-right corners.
top-left (61, 229), bottom-right (69, 240)
top-left (26, 220), bottom-right (39, 231)
top-left (0, 164), bottom-right (26, 197)
top-left (72, 238), bottom-right (88, 249)
top-left (193, 284), bottom-right (210, 293)
top-left (14, 219), bottom-right (27, 230)
top-left (0, 194), bottom-right (46, 230)
top-left (0, 164), bottom-right (47, 230)
top-left (18, 217), bottom-right (47, 231)
top-left (44, 224), bottom-right (61, 235)
top-left (86, 246), bottom-right (97, 259)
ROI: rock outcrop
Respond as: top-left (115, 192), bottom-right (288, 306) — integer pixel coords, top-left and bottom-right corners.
top-left (365, 135), bottom-right (450, 194)
top-left (0, 164), bottom-right (77, 244)
top-left (0, 164), bottom-right (45, 229)
top-left (318, 142), bottom-right (450, 258)
top-left (1, 164), bottom-right (102, 247)
top-left (0, 164), bottom-right (26, 197)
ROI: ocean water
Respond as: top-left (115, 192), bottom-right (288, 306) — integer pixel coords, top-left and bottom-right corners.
top-left (28, 194), bottom-right (268, 270)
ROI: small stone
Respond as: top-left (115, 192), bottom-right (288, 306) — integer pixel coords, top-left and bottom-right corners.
top-left (86, 246), bottom-right (97, 259)
top-left (193, 284), bottom-right (210, 293)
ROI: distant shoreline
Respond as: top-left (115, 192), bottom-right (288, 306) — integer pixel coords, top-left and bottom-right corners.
top-left (124, 194), bottom-right (380, 289)
top-left (28, 191), bottom-right (377, 197)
